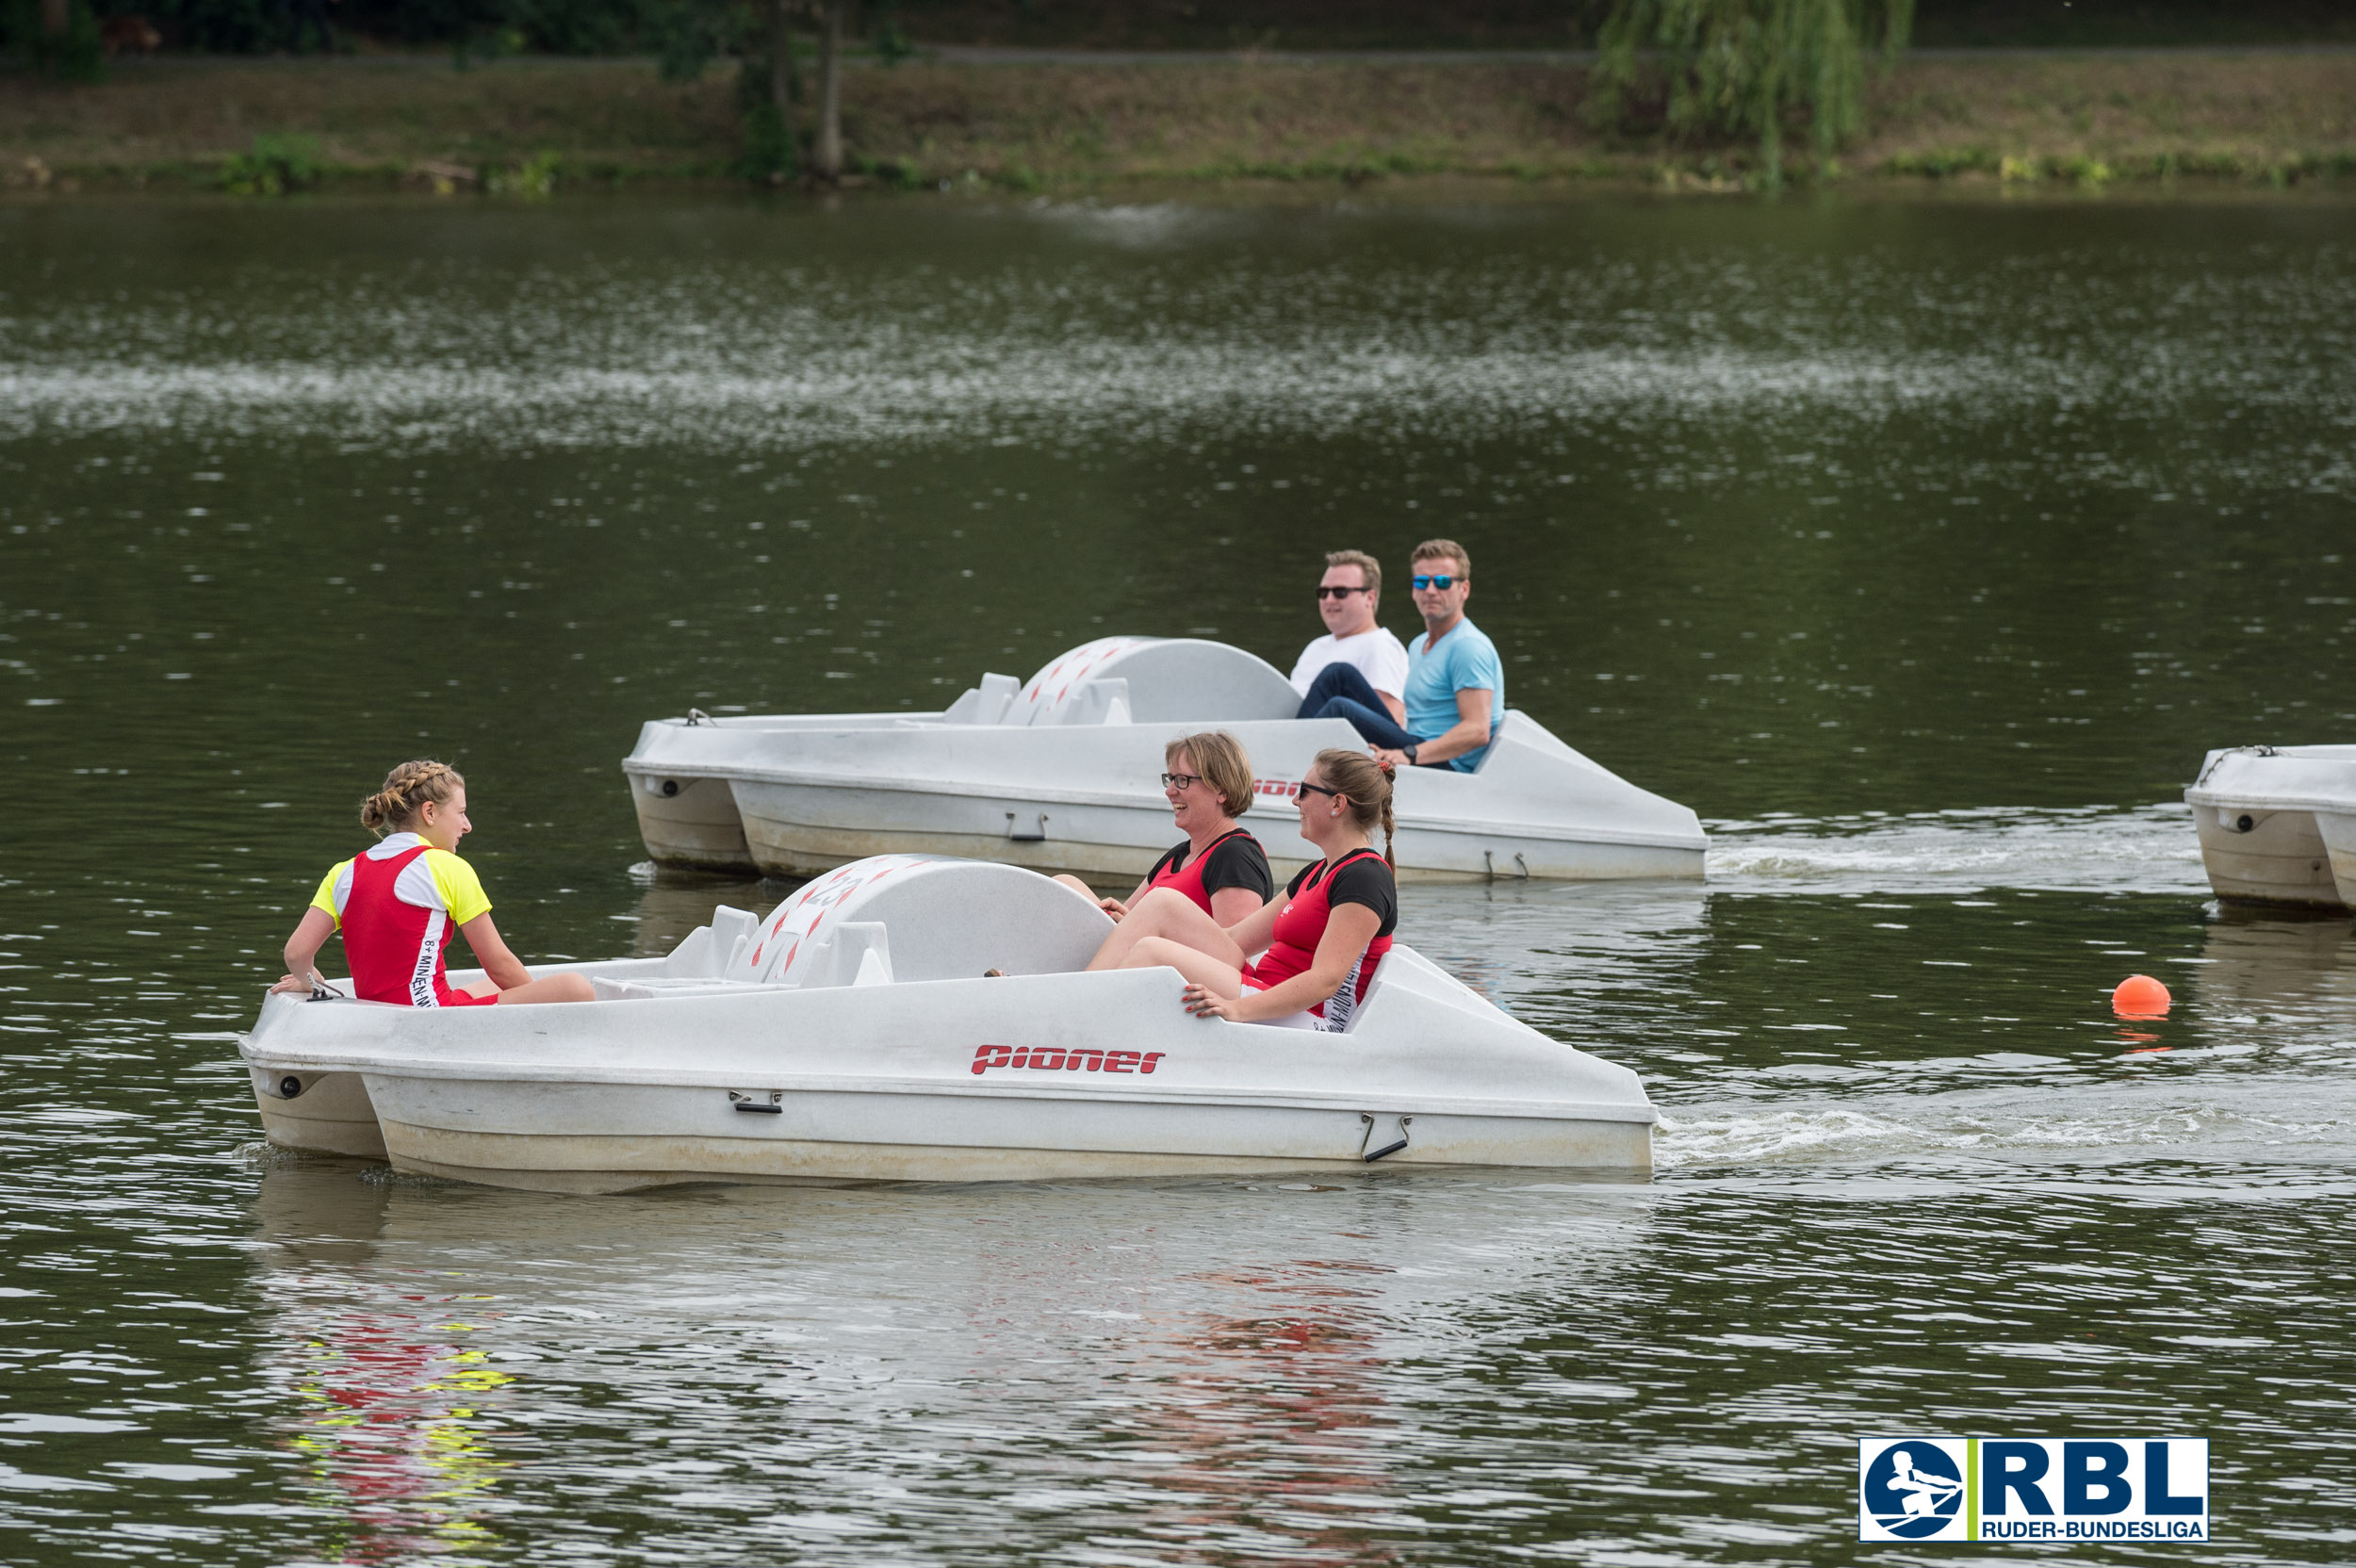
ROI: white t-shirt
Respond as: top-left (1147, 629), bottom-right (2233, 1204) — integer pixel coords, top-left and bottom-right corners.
top-left (1289, 627), bottom-right (1410, 698)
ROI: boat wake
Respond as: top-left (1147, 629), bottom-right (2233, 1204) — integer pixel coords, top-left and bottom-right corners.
top-left (1658, 1088), bottom-right (2356, 1171)
top-left (1704, 802), bottom-right (2205, 895)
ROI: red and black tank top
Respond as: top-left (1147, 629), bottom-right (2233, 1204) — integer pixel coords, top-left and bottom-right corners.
top-left (1245, 847), bottom-right (1397, 1024)
top-left (1145, 827), bottom-right (1273, 917)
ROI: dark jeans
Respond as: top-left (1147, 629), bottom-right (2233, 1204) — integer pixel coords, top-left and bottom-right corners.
top-left (1298, 662), bottom-right (1416, 751)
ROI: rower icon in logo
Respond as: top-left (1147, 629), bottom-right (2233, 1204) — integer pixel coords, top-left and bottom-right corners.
top-left (1862, 1441), bottom-right (1965, 1539)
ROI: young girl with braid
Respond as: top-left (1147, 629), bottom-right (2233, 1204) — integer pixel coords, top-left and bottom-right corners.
top-left (1088, 747), bottom-right (1398, 1031)
top-left (271, 760), bottom-right (595, 1006)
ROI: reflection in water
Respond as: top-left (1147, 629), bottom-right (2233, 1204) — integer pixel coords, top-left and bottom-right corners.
top-left (2193, 906), bottom-right (2356, 1021)
top-left (243, 1167), bottom-right (1655, 1563)
top-left (253, 1174), bottom-right (512, 1563)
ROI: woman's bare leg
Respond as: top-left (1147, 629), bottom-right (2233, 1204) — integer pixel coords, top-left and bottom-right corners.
top-left (1085, 886), bottom-right (1243, 972)
top-left (1121, 935), bottom-right (1245, 998)
top-left (493, 972), bottom-right (597, 1004)
top-left (1054, 873), bottom-right (1130, 920)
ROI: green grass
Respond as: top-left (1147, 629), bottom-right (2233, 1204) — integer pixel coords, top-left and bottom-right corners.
top-left (5, 50), bottom-right (2355, 196)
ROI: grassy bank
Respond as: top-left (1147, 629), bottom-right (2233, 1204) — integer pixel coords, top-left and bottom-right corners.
top-left (6, 50), bottom-right (2356, 194)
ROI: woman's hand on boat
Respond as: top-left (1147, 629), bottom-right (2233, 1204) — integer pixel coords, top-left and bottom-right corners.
top-left (269, 972), bottom-right (315, 995)
top-left (1097, 896), bottom-right (1130, 921)
top-left (1182, 982), bottom-right (1246, 1021)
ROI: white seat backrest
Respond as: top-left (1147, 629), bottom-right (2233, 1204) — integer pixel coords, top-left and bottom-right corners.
top-left (735, 856), bottom-right (1115, 986)
top-left (941, 671), bottom-right (1021, 725)
top-left (1006, 637), bottom-right (1300, 727)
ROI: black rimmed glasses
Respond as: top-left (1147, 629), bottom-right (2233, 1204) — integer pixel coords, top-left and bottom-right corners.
top-left (1411, 573), bottom-right (1460, 591)
top-left (1160, 772), bottom-right (1203, 791)
top-left (1316, 584), bottom-right (1369, 599)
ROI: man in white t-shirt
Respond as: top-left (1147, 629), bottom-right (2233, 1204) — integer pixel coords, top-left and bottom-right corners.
top-left (1290, 548), bottom-right (1409, 726)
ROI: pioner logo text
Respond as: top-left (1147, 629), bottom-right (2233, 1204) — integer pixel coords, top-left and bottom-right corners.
top-left (972, 1045), bottom-right (1166, 1076)
top-left (1858, 1438), bottom-right (2209, 1543)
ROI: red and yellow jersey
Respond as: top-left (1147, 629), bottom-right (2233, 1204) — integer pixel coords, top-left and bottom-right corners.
top-left (311, 834), bottom-right (490, 930)
top-left (310, 834), bottom-right (495, 1008)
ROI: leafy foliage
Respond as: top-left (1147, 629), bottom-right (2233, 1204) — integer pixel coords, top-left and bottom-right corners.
top-left (1590, 0), bottom-right (1913, 179)
top-left (7, 0), bottom-right (104, 79)
top-left (220, 132), bottom-right (322, 195)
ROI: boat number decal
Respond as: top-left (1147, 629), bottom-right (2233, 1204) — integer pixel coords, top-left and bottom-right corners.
top-left (1253, 778), bottom-right (1301, 799)
top-left (972, 1045), bottom-right (1165, 1076)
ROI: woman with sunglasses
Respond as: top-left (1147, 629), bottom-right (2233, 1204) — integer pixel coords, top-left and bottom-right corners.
top-left (1087, 748), bottom-right (1398, 1032)
top-left (1059, 731), bottom-right (1274, 938)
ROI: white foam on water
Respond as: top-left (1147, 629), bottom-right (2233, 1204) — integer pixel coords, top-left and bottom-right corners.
top-left (2, 241), bottom-right (2351, 465)
top-left (1704, 802), bottom-right (2207, 895)
top-left (1658, 1091), bottom-right (2355, 1169)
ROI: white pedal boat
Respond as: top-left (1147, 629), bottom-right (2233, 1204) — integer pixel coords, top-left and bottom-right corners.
top-left (2185, 744), bottom-right (2356, 910)
top-left (622, 635), bottom-right (1706, 884)
top-left (240, 855), bottom-right (1658, 1193)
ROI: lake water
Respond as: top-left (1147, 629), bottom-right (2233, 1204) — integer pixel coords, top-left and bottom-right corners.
top-left (2, 190), bottom-right (2353, 1564)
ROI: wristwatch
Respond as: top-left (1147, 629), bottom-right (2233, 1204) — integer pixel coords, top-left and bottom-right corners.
top-left (1402, 743), bottom-right (1419, 765)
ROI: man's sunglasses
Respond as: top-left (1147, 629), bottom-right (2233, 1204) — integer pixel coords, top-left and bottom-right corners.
top-left (1411, 574), bottom-right (1461, 591)
top-left (1315, 584), bottom-right (1369, 599)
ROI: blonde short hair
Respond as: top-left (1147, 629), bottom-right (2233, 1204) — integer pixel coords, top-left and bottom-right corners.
top-left (1411, 538), bottom-right (1470, 578)
top-left (1323, 548), bottom-right (1382, 596)
top-left (1167, 731), bottom-right (1255, 819)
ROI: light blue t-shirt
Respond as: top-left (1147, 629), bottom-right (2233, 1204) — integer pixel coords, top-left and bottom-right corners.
top-left (1404, 616), bottom-right (1504, 773)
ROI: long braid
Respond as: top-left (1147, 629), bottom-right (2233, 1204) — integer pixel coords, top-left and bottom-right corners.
top-left (360, 759), bottom-right (464, 835)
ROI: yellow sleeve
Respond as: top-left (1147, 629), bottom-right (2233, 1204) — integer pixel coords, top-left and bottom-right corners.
top-left (425, 850), bottom-right (493, 927)
top-left (310, 861), bottom-right (351, 928)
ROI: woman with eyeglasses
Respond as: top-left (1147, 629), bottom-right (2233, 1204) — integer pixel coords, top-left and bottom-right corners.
top-left (1086, 748), bottom-right (1398, 1033)
top-left (1058, 731), bottom-right (1274, 938)
top-left (270, 760), bottom-right (596, 1007)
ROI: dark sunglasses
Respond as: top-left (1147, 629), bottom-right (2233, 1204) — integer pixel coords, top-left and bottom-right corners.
top-left (1315, 584), bottom-right (1369, 599)
top-left (1160, 772), bottom-right (1202, 791)
top-left (1411, 573), bottom-right (1461, 591)
top-left (1296, 781), bottom-right (1344, 802)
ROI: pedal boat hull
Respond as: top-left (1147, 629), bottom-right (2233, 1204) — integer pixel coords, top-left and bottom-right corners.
top-left (2185, 745), bottom-right (2356, 911)
top-left (624, 637), bottom-right (1706, 885)
top-left (239, 859), bottom-right (1658, 1191)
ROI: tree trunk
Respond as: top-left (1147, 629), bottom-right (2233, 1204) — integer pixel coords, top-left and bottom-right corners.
top-left (771, 0), bottom-right (801, 111)
top-left (813, 0), bottom-right (844, 181)
top-left (41, 0), bottom-right (68, 35)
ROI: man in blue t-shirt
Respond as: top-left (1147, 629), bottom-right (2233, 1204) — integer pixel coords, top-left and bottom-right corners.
top-left (1304, 538), bottom-right (1504, 773)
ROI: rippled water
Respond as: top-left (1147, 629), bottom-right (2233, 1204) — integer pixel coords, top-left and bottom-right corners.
top-left (3, 192), bottom-right (2354, 1564)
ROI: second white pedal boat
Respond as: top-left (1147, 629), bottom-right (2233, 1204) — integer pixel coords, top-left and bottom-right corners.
top-left (241, 856), bottom-right (1658, 1192)
top-left (622, 635), bottom-right (1706, 884)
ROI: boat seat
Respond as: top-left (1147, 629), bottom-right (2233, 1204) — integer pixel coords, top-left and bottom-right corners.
top-left (944, 637), bottom-right (1301, 727)
top-left (712, 856), bottom-right (1117, 988)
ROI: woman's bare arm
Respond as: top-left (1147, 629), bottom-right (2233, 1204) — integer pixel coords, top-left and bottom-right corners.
top-left (1186, 903), bottom-right (1381, 1023)
top-left (456, 912), bottom-right (534, 991)
top-left (270, 906), bottom-right (340, 994)
top-left (1207, 884), bottom-right (1268, 928)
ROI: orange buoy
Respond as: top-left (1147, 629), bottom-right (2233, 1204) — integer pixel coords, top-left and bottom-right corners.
top-left (2112, 973), bottom-right (2171, 1019)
